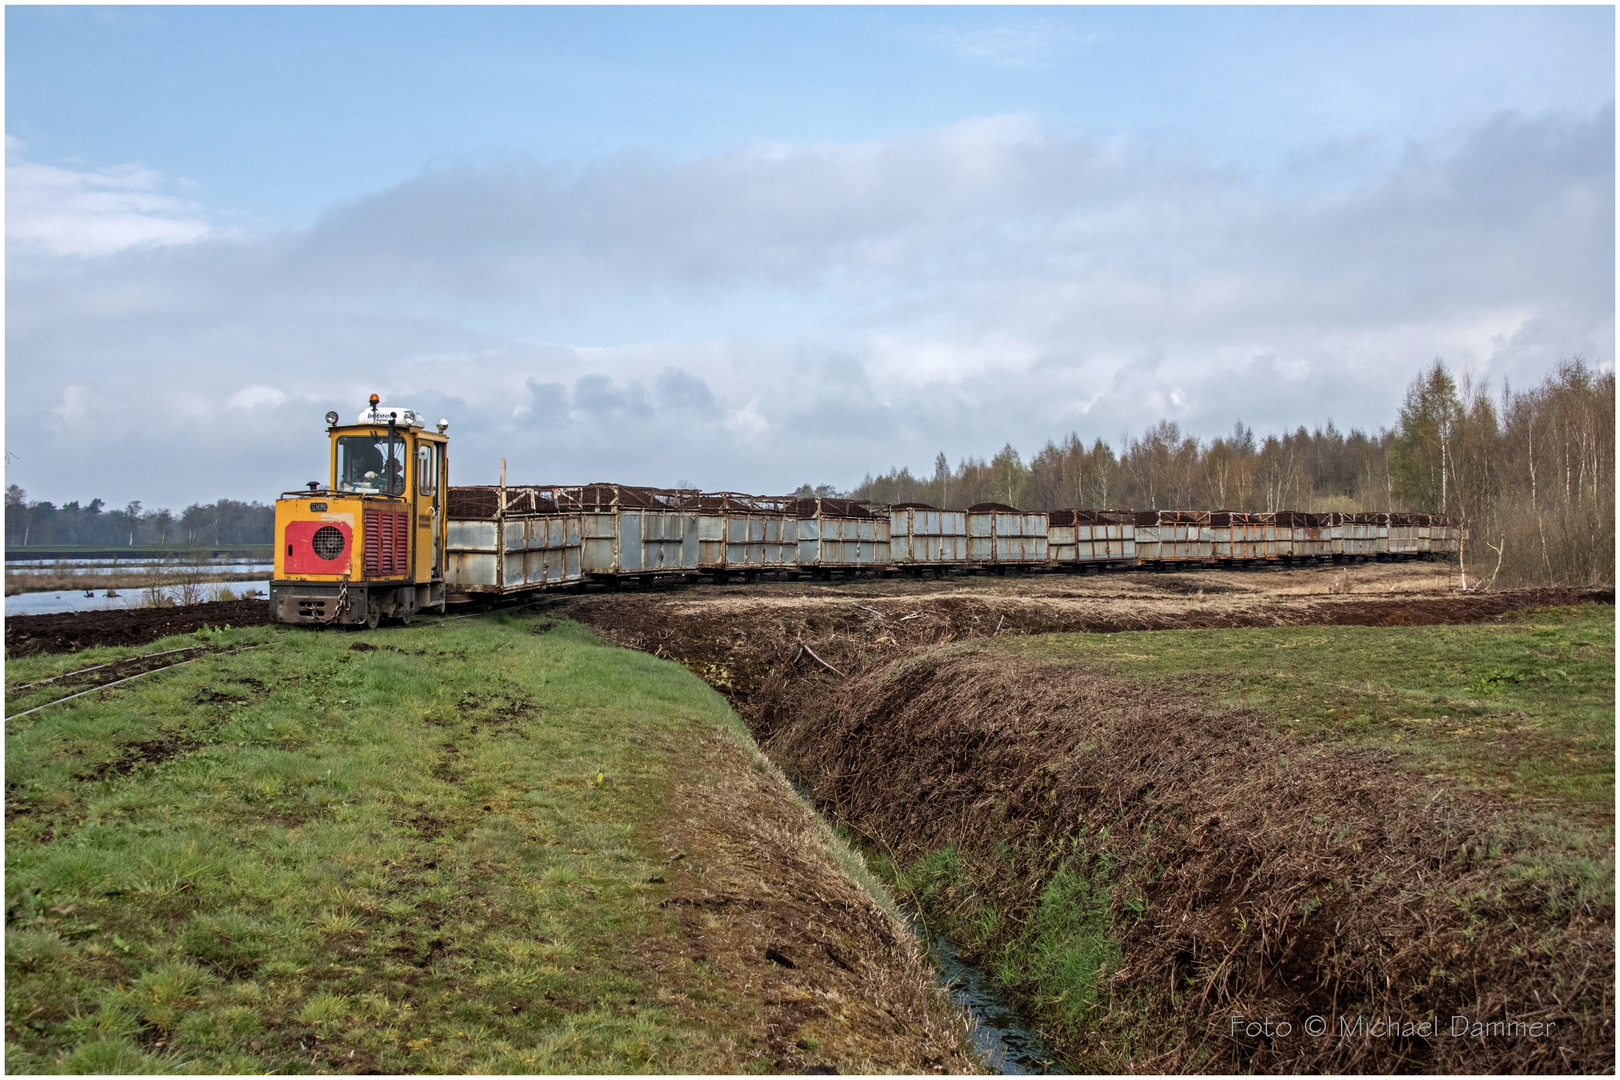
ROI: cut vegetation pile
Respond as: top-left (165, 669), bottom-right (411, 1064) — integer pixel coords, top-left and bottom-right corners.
top-left (576, 577), bottom-right (1612, 694)
top-left (766, 651), bottom-right (1611, 1071)
top-left (572, 569), bottom-right (1615, 1073)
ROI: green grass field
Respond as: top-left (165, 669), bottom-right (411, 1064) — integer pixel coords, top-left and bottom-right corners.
top-left (5, 614), bottom-right (805, 1073)
top-left (998, 603), bottom-right (1615, 811)
top-left (8, 600), bottom-right (1611, 1072)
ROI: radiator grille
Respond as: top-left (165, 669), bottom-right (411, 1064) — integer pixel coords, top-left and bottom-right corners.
top-left (363, 509), bottom-right (411, 575)
top-left (311, 525), bottom-right (346, 560)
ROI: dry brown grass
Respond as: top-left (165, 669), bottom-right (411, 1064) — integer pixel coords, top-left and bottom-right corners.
top-left (766, 650), bottom-right (1611, 1072)
top-left (656, 725), bottom-right (979, 1073)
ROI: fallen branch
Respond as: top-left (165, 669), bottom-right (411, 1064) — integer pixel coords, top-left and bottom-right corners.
top-left (994, 615), bottom-right (1005, 636)
top-left (899, 611), bottom-right (925, 621)
top-left (796, 641), bottom-right (846, 678)
top-left (854, 604), bottom-right (885, 619)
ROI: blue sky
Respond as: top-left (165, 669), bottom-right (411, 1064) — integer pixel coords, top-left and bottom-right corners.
top-left (5, 5), bottom-right (1615, 506)
top-left (10, 7), bottom-right (1611, 223)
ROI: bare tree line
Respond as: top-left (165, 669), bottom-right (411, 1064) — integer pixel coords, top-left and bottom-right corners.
top-left (846, 358), bottom-right (1612, 588)
top-left (3, 492), bottom-right (273, 549)
top-left (6, 360), bottom-right (1607, 589)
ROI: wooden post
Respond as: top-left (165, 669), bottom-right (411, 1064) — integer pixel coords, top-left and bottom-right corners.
top-left (498, 457), bottom-right (507, 591)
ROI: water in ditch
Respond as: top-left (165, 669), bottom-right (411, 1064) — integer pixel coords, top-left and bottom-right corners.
top-left (783, 775), bottom-right (1062, 1074)
top-left (918, 924), bottom-right (1063, 1074)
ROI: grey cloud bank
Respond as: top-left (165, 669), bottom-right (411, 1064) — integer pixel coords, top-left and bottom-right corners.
top-left (5, 108), bottom-right (1612, 507)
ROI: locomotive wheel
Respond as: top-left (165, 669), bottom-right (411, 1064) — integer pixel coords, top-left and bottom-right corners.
top-left (365, 606), bottom-right (381, 630)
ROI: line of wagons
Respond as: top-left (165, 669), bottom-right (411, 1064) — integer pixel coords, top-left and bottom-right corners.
top-left (442, 483), bottom-right (1461, 604)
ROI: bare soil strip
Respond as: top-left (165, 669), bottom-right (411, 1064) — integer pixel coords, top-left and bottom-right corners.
top-left (5, 600), bottom-right (274, 656)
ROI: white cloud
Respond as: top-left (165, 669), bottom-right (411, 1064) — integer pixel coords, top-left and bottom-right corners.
top-left (49, 385), bottom-right (87, 430)
top-left (6, 137), bottom-right (212, 257)
top-left (225, 385), bottom-right (288, 409)
top-left (867, 334), bottom-right (1039, 387)
top-left (3, 108), bottom-right (1612, 506)
top-left (725, 398), bottom-right (770, 440)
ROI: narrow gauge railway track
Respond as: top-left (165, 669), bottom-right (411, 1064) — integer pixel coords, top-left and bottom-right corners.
top-left (5, 644), bottom-right (263, 722)
top-left (9, 645), bottom-right (207, 691)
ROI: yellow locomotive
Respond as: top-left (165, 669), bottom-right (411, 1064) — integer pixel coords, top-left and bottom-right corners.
top-left (270, 395), bottom-right (449, 627)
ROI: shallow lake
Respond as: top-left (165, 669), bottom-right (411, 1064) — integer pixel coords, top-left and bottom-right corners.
top-left (7, 561), bottom-right (274, 576)
top-left (5, 582), bottom-right (269, 617)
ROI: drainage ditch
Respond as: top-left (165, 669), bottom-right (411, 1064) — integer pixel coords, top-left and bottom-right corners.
top-left (784, 773), bottom-right (1060, 1074)
top-left (919, 926), bottom-right (1061, 1074)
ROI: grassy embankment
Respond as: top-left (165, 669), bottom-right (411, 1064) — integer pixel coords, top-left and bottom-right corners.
top-left (864, 604), bottom-right (1614, 1068)
top-left (5, 612), bottom-right (961, 1073)
top-left (1007, 603), bottom-right (1614, 808)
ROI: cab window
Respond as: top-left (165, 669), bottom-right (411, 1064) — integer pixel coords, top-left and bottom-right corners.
top-left (417, 443), bottom-right (437, 496)
top-left (336, 435), bottom-right (406, 494)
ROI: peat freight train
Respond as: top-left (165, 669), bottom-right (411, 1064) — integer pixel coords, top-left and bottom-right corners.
top-left (270, 400), bottom-right (1461, 626)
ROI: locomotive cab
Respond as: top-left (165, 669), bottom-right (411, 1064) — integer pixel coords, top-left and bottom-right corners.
top-left (270, 394), bottom-right (449, 626)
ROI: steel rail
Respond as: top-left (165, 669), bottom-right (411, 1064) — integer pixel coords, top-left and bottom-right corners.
top-left (10, 646), bottom-right (206, 692)
top-left (5, 645), bottom-right (263, 722)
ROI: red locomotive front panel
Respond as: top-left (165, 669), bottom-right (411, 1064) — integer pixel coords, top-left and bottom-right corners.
top-left (283, 519), bottom-right (352, 576)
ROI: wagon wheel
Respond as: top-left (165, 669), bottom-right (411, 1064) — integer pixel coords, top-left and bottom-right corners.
top-left (365, 606), bottom-right (381, 631)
